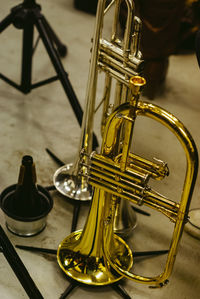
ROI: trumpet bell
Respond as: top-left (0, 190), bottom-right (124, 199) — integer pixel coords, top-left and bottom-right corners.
top-left (53, 163), bottom-right (92, 201)
top-left (57, 230), bottom-right (133, 285)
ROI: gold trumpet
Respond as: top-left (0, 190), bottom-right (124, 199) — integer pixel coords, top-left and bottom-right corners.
top-left (57, 76), bottom-right (198, 287)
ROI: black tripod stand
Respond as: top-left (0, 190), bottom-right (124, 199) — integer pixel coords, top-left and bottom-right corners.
top-left (0, 0), bottom-right (83, 126)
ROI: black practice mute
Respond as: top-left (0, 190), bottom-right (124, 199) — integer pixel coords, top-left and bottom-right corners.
top-left (0, 155), bottom-right (53, 237)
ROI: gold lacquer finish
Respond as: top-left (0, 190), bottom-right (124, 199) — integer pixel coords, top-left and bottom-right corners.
top-left (53, 0), bottom-right (143, 191)
top-left (57, 75), bottom-right (198, 287)
top-left (57, 192), bottom-right (133, 285)
top-left (53, 0), bottom-right (143, 237)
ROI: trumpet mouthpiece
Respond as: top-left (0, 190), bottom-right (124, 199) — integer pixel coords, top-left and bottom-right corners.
top-left (129, 76), bottom-right (146, 96)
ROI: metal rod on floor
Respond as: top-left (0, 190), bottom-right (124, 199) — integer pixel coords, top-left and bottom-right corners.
top-left (16, 245), bottom-right (57, 255)
top-left (46, 148), bottom-right (65, 166)
top-left (112, 284), bottom-right (132, 299)
top-left (0, 225), bottom-right (44, 299)
top-left (60, 283), bottom-right (78, 299)
top-left (71, 202), bottom-right (81, 232)
top-left (133, 249), bottom-right (169, 257)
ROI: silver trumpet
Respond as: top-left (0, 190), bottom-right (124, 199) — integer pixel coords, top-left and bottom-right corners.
top-left (53, 0), bottom-right (144, 236)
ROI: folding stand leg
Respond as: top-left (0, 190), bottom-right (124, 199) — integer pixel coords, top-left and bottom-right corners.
top-left (0, 12), bottom-right (14, 33)
top-left (34, 12), bottom-right (83, 126)
top-left (60, 283), bottom-right (78, 299)
top-left (45, 185), bottom-right (56, 191)
top-left (0, 12), bottom-right (21, 89)
top-left (0, 1), bottom-right (83, 126)
top-left (42, 17), bottom-right (67, 57)
top-left (21, 19), bottom-right (34, 93)
top-left (45, 148), bottom-right (65, 167)
top-left (71, 202), bottom-right (81, 232)
top-left (133, 250), bottom-right (168, 258)
top-left (112, 284), bottom-right (132, 299)
top-left (45, 184), bottom-right (81, 233)
top-left (1, 1), bottom-right (99, 144)
top-left (0, 226), bottom-right (43, 298)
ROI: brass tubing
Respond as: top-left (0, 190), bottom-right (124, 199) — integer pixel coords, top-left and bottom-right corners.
top-left (89, 173), bottom-right (179, 217)
top-left (123, 0), bottom-right (135, 60)
top-left (99, 52), bottom-right (139, 79)
top-left (132, 16), bottom-right (142, 58)
top-left (100, 75), bottom-right (112, 135)
top-left (104, 0), bottom-right (115, 14)
top-left (121, 0), bottom-right (135, 101)
top-left (89, 179), bottom-right (178, 222)
top-left (111, 0), bottom-right (121, 43)
top-left (128, 153), bottom-right (169, 179)
top-left (93, 152), bottom-right (168, 180)
top-left (78, 0), bottom-right (106, 155)
top-left (91, 155), bottom-right (147, 183)
top-left (89, 168), bottom-right (147, 192)
top-left (53, 0), bottom-right (144, 203)
top-left (98, 62), bottom-right (131, 85)
top-left (89, 179), bottom-right (144, 205)
top-left (102, 99), bottom-right (198, 286)
top-left (57, 187), bottom-right (133, 286)
top-left (57, 75), bottom-right (198, 288)
top-left (99, 39), bottom-right (143, 71)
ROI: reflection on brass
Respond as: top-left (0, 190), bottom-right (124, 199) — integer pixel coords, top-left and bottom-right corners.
top-left (57, 75), bottom-right (198, 287)
top-left (54, 0), bottom-right (144, 236)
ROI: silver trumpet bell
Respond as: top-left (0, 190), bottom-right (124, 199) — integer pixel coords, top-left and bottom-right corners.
top-left (53, 162), bottom-right (92, 201)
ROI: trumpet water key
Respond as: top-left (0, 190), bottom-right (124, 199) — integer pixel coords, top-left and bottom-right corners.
top-left (57, 76), bottom-right (198, 287)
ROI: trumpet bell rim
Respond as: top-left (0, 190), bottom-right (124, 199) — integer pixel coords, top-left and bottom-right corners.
top-left (53, 163), bottom-right (92, 201)
top-left (57, 230), bottom-right (133, 286)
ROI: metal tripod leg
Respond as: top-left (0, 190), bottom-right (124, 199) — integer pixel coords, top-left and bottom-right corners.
top-left (112, 284), bottom-right (132, 299)
top-left (71, 202), bottom-right (81, 232)
top-left (0, 1), bottom-right (83, 126)
top-left (21, 19), bottom-right (34, 93)
top-left (60, 283), bottom-right (78, 299)
top-left (34, 13), bottom-right (83, 126)
top-left (0, 226), bottom-right (43, 298)
top-left (42, 16), bottom-right (67, 57)
top-left (0, 12), bottom-right (14, 33)
top-left (0, 12), bottom-right (22, 89)
top-left (133, 250), bottom-right (169, 258)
